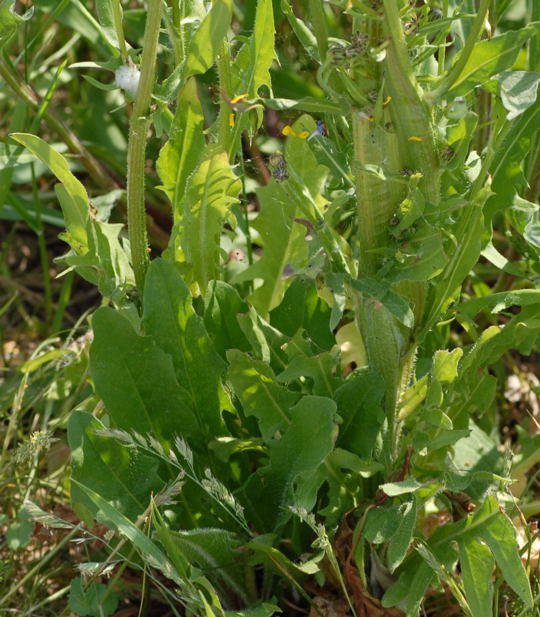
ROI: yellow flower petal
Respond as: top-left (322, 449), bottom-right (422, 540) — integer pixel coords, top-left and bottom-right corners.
top-left (230, 93), bottom-right (249, 104)
top-left (408, 136), bottom-right (423, 142)
top-left (298, 130), bottom-right (310, 139)
top-left (282, 125), bottom-right (295, 136)
top-left (229, 113), bottom-right (235, 127)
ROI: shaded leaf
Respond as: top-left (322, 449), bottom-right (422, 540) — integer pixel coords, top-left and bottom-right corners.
top-left (226, 349), bottom-right (299, 442)
top-left (90, 307), bottom-right (200, 445)
top-left (269, 277), bottom-right (334, 350)
top-left (458, 537), bottom-right (494, 617)
top-left (475, 497), bottom-right (533, 608)
top-left (204, 280), bottom-right (251, 357)
top-left (143, 258), bottom-right (228, 437)
top-left (387, 498), bottom-right (417, 572)
top-left (69, 577), bottom-right (119, 617)
top-left (68, 410), bottom-right (162, 521)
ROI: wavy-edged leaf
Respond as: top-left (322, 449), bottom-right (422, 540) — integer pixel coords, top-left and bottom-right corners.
top-left (157, 78), bottom-right (206, 224)
top-left (334, 369), bottom-right (385, 458)
top-left (263, 395), bottom-right (337, 528)
top-left (90, 307), bottom-right (199, 445)
top-left (178, 152), bottom-right (241, 291)
top-left (269, 277), bottom-right (333, 350)
top-left (68, 410), bottom-right (162, 521)
top-left (387, 497), bottom-right (417, 573)
top-left (143, 258), bottom-right (227, 437)
top-left (489, 104), bottom-right (540, 213)
top-left (204, 281), bottom-right (251, 358)
top-left (232, 0), bottom-right (276, 97)
top-left (233, 181), bottom-right (308, 314)
top-left (457, 288), bottom-right (540, 317)
top-left (226, 349), bottom-right (299, 442)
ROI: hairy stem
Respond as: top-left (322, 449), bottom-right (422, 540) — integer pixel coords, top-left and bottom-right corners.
top-left (127, 0), bottom-right (162, 290)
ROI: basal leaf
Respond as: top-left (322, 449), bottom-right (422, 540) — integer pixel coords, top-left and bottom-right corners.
top-left (334, 369), bottom-right (385, 458)
top-left (68, 410), bottom-right (162, 521)
top-left (458, 537), bottom-right (494, 617)
top-left (382, 555), bottom-right (433, 615)
top-left (143, 258), bottom-right (228, 437)
top-left (475, 497), bottom-right (533, 608)
top-left (69, 577), bottom-right (119, 617)
top-left (204, 280), bottom-right (251, 358)
top-left (264, 395), bottom-right (337, 528)
top-left (277, 347), bottom-right (340, 398)
top-left (387, 497), bottom-right (417, 573)
top-left (90, 307), bottom-right (200, 445)
top-left (269, 277), bottom-right (334, 350)
top-left (156, 78), bottom-right (206, 224)
top-left (381, 478), bottom-right (423, 497)
top-left (226, 349), bottom-right (299, 442)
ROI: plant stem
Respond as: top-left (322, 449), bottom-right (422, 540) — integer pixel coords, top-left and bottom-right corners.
top-left (429, 0), bottom-right (491, 100)
top-left (127, 0), bottom-right (163, 290)
top-left (112, 0), bottom-right (128, 62)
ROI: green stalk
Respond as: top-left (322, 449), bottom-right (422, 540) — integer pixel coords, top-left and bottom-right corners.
top-left (127, 0), bottom-right (163, 291)
top-left (382, 0), bottom-right (440, 204)
top-left (352, 113), bottom-right (406, 468)
top-left (112, 0), bottom-right (128, 63)
top-left (429, 0), bottom-right (491, 100)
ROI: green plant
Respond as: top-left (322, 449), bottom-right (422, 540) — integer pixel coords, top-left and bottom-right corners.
top-left (4, 0), bottom-right (540, 616)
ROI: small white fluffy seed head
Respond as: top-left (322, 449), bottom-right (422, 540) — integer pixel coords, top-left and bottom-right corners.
top-left (115, 64), bottom-right (140, 99)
